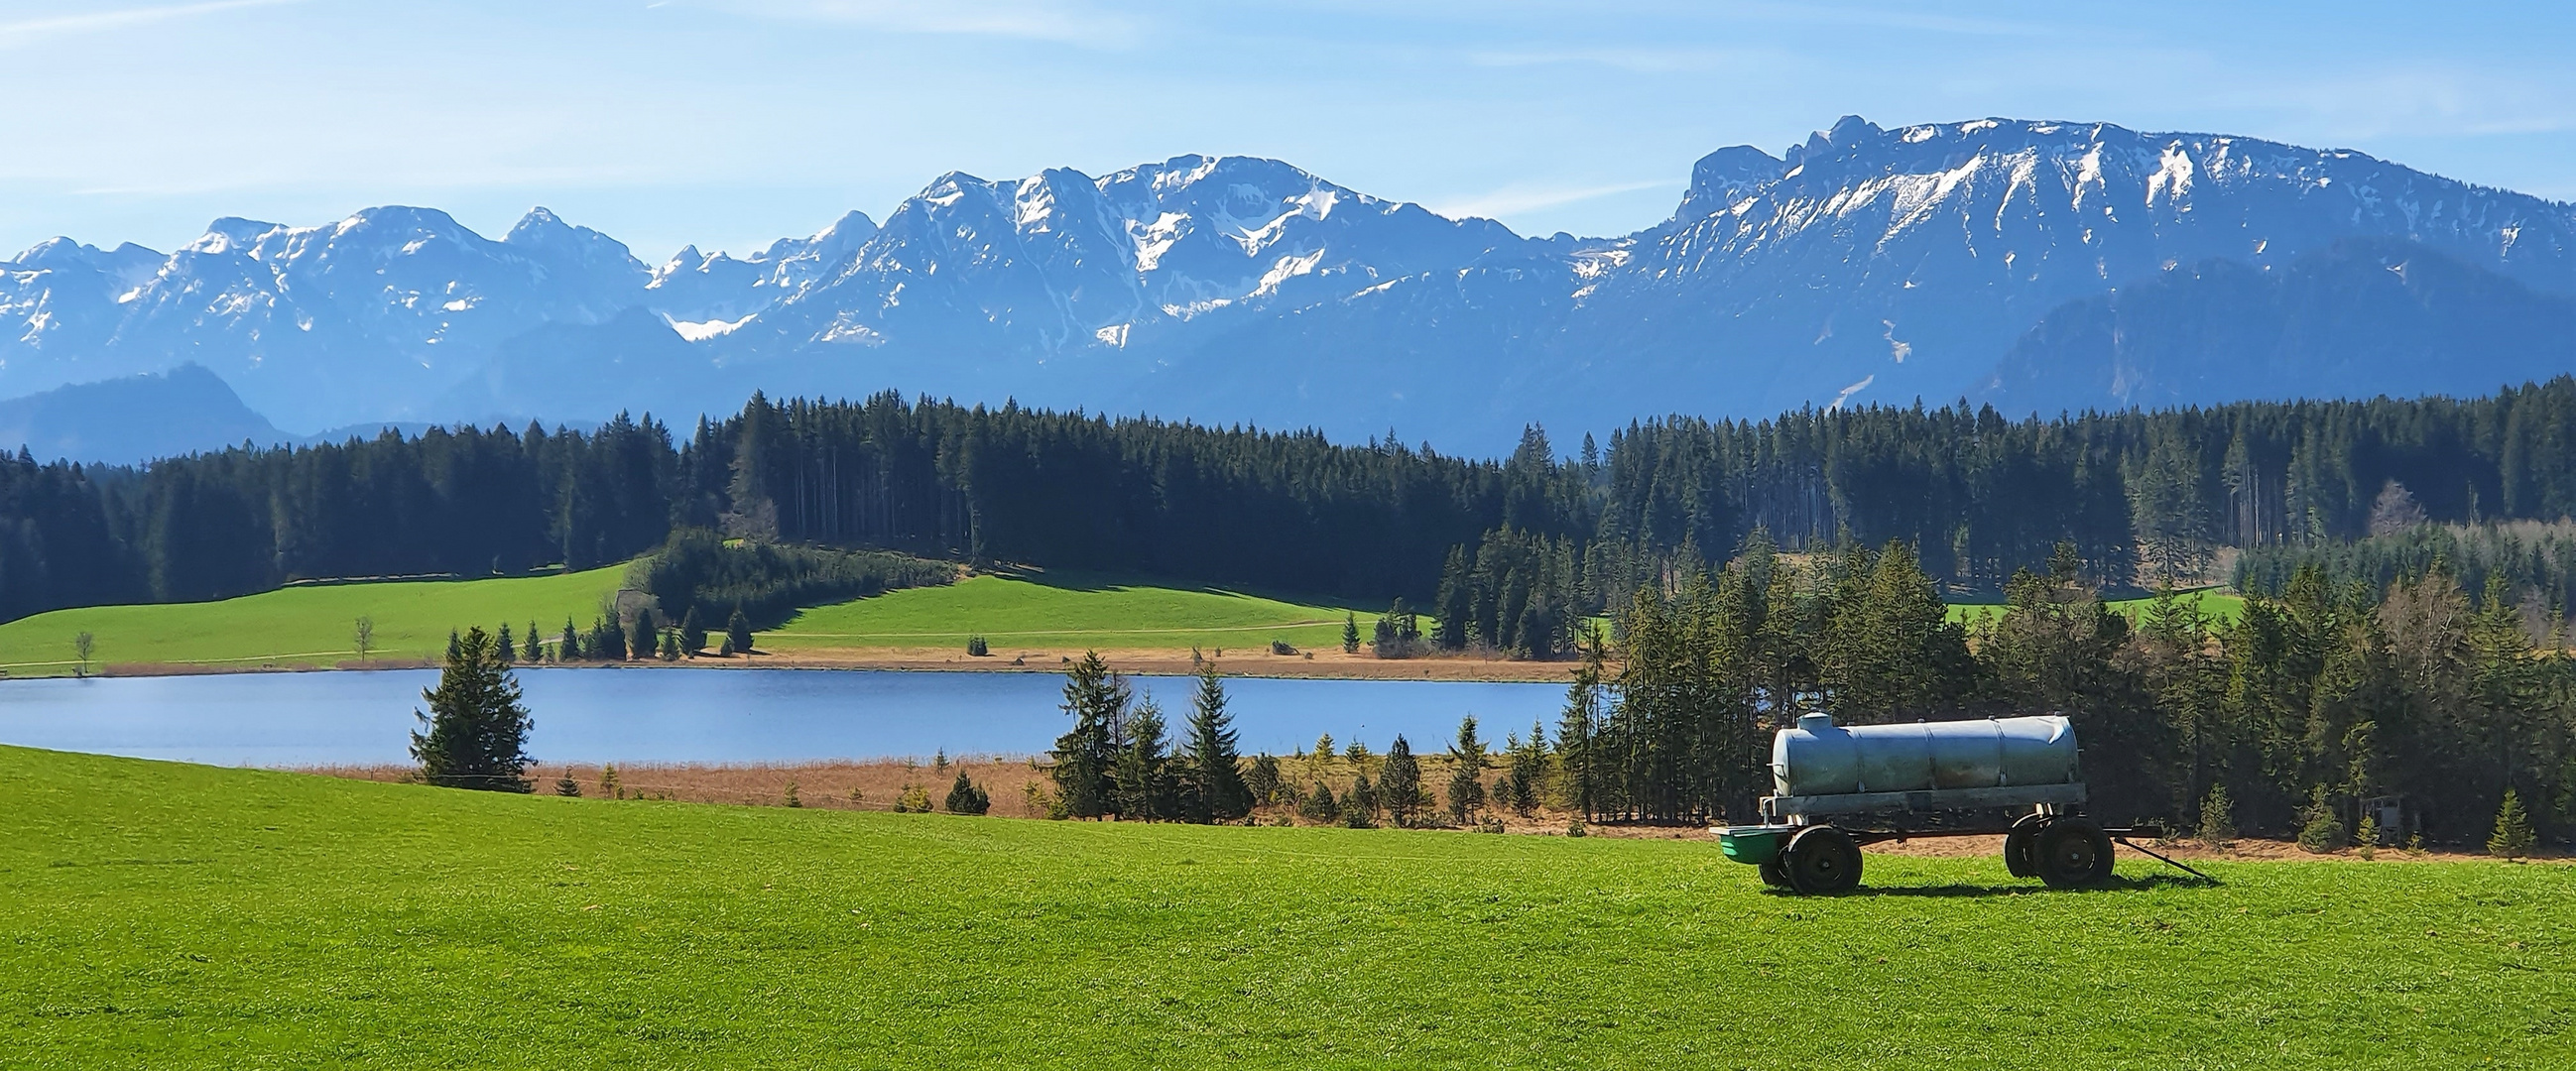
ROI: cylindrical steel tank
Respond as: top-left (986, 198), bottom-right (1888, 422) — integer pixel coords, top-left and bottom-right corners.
top-left (1771, 712), bottom-right (2079, 798)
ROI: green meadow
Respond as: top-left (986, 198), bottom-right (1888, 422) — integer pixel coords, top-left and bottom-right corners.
top-left (1947, 587), bottom-right (2248, 628)
top-left (2, 566), bottom-right (2257, 678)
top-left (0, 567), bottom-right (626, 675)
top-left (763, 569), bottom-right (1364, 654)
top-left (4, 745), bottom-right (2567, 1068)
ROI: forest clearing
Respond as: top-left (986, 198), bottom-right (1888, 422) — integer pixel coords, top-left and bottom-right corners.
top-left (0, 561), bottom-right (1564, 680)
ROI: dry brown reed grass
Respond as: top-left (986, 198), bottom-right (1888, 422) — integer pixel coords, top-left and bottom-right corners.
top-left (310, 757), bottom-right (1056, 814)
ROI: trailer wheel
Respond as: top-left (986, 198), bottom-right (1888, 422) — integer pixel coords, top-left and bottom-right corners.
top-left (2003, 814), bottom-right (2047, 879)
top-left (1759, 859), bottom-right (1793, 888)
top-left (1782, 826), bottom-right (1863, 894)
top-left (2035, 818), bottom-right (2114, 889)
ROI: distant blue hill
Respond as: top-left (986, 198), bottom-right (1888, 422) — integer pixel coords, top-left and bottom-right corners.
top-left (0, 364), bottom-right (287, 465)
top-left (0, 365), bottom-right (584, 466)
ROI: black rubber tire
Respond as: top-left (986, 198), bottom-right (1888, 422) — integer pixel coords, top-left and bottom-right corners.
top-left (1782, 825), bottom-right (1863, 894)
top-left (2003, 813), bottom-right (2048, 879)
top-left (1758, 859), bottom-right (1793, 889)
top-left (2035, 818), bottom-right (2115, 889)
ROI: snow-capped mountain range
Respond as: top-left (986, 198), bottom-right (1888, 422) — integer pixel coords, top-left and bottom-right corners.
top-left (6, 116), bottom-right (2574, 456)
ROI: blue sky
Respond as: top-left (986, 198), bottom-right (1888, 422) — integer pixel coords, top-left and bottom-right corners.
top-left (4, 0), bottom-right (2572, 263)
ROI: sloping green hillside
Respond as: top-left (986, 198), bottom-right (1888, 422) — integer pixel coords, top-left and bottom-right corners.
top-left (2, 746), bottom-right (2564, 1068)
top-left (0, 566), bottom-right (626, 674)
top-left (764, 568), bottom-right (1364, 653)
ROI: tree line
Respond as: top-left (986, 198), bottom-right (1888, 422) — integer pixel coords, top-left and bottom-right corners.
top-left (16, 380), bottom-right (2576, 629)
top-left (1553, 534), bottom-right (2574, 850)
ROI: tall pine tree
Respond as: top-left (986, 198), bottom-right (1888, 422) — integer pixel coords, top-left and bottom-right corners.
top-left (410, 626), bottom-right (534, 792)
top-left (1183, 666), bottom-right (1252, 822)
top-left (1049, 651), bottom-right (1126, 819)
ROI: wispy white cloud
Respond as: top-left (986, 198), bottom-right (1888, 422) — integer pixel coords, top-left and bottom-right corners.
top-left (0, 0), bottom-right (304, 49)
top-left (1717, 1), bottom-right (2056, 39)
top-left (701, 0), bottom-right (1145, 48)
top-left (1467, 45), bottom-right (1784, 73)
top-left (1429, 179), bottom-right (1675, 222)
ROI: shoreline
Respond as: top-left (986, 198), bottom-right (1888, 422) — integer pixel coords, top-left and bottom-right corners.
top-left (19, 646), bottom-right (1592, 684)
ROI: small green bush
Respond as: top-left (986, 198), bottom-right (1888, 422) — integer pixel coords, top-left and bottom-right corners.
top-left (2296, 786), bottom-right (2345, 854)
top-left (967, 636), bottom-right (990, 656)
top-left (893, 783), bottom-right (932, 813)
top-left (2489, 789), bottom-right (2535, 860)
top-left (945, 773), bottom-right (991, 815)
top-left (2197, 783), bottom-right (2237, 847)
top-left (1296, 780), bottom-right (1340, 822)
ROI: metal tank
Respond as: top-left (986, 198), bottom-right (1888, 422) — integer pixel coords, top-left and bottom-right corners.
top-left (1760, 711), bottom-right (2086, 819)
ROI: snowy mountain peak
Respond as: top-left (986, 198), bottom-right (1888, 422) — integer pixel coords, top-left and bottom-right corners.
top-left (185, 217), bottom-right (284, 255)
top-left (504, 205), bottom-right (571, 242)
top-left (10, 116), bottom-right (2576, 452)
top-left (1677, 145), bottom-right (1786, 221)
top-left (504, 206), bottom-right (646, 276)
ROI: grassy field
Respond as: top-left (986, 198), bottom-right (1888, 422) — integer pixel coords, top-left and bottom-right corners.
top-left (0, 567), bottom-right (627, 676)
top-left (5, 746), bottom-right (2568, 1068)
top-left (1948, 587), bottom-right (2248, 628)
top-left (762, 568), bottom-right (1366, 654)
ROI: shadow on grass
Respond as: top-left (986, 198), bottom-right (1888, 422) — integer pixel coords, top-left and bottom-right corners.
top-left (1768, 872), bottom-right (2221, 899)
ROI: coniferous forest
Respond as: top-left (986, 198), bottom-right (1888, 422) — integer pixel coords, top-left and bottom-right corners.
top-left (12, 382), bottom-right (2576, 847)
top-left (17, 380), bottom-right (2576, 625)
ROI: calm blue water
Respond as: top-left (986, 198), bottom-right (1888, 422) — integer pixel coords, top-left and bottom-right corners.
top-left (0, 667), bottom-right (1567, 767)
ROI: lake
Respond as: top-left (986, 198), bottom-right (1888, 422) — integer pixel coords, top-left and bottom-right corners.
top-left (0, 667), bottom-right (1573, 767)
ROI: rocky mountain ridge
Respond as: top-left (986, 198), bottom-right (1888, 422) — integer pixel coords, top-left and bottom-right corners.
top-left (6, 116), bottom-right (2572, 453)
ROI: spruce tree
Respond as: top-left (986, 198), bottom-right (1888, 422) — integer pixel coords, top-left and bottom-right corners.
top-left (1296, 779), bottom-right (1340, 822)
top-left (1502, 721), bottom-right (1548, 816)
top-left (1556, 632), bottom-right (1603, 821)
top-left (524, 621), bottom-right (543, 662)
top-left (409, 626), bottom-right (534, 792)
top-left (1342, 612), bottom-right (1360, 654)
top-left (2297, 784), bottom-right (2346, 853)
top-left (446, 629), bottom-right (462, 662)
top-left (628, 613), bottom-right (656, 662)
top-left (1381, 735), bottom-right (1424, 826)
top-left (727, 606), bottom-right (754, 655)
top-left (679, 606), bottom-right (705, 656)
top-left (1049, 651), bottom-right (1126, 819)
top-left (497, 622), bottom-right (514, 662)
top-left (1345, 774), bottom-right (1379, 827)
top-left (1246, 754), bottom-right (1283, 807)
top-left (1112, 697), bottom-right (1172, 820)
top-left (944, 772), bottom-right (992, 815)
top-left (559, 618), bottom-right (580, 661)
top-left (2197, 783), bottom-right (2237, 847)
top-left (1183, 666), bottom-right (1253, 822)
top-left (2490, 788), bottom-right (2535, 859)
top-left (659, 631), bottom-right (679, 660)
top-left (1446, 715), bottom-right (1489, 823)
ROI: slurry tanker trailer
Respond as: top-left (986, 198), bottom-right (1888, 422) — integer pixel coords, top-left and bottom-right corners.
top-left (1717, 712), bottom-right (2200, 894)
